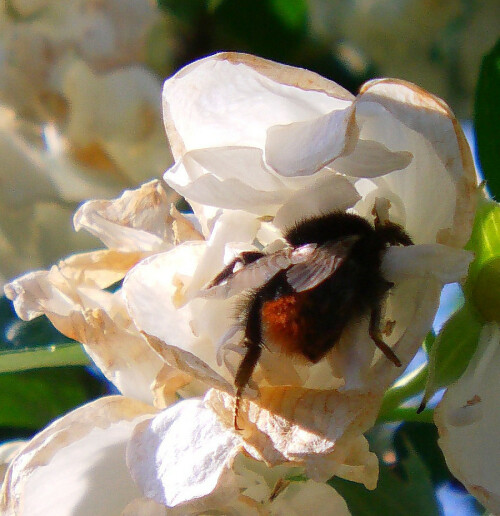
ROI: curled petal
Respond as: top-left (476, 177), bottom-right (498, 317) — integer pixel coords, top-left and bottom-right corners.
top-left (123, 243), bottom-right (229, 382)
top-left (0, 397), bottom-right (156, 516)
top-left (332, 140), bottom-right (413, 178)
top-left (127, 399), bottom-right (243, 508)
top-left (0, 441), bottom-right (26, 486)
top-left (205, 387), bottom-right (380, 488)
top-left (166, 158), bottom-right (287, 214)
top-left (55, 249), bottom-right (148, 289)
top-left (73, 180), bottom-right (179, 252)
top-left (265, 107), bottom-right (354, 177)
top-left (371, 277), bottom-right (442, 386)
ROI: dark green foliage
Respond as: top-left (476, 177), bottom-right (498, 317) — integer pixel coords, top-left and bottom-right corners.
top-left (0, 367), bottom-right (107, 433)
top-left (393, 423), bottom-right (450, 486)
top-left (475, 38), bottom-right (500, 199)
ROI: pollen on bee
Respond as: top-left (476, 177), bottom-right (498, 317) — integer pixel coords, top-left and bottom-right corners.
top-left (261, 294), bottom-right (305, 355)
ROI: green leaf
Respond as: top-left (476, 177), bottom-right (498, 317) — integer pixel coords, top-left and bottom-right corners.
top-left (157, 0), bottom-right (206, 21)
top-left (378, 407), bottom-right (434, 424)
top-left (377, 363), bottom-right (428, 422)
top-left (393, 423), bottom-right (450, 485)
top-left (0, 367), bottom-right (107, 429)
top-left (472, 256), bottom-right (500, 322)
top-left (211, 0), bottom-right (308, 61)
top-left (422, 331), bottom-right (436, 354)
top-left (474, 38), bottom-right (500, 200)
top-left (419, 301), bottom-right (482, 411)
top-left (330, 442), bottom-right (440, 516)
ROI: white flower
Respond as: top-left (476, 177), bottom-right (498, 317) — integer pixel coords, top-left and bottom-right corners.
top-left (3, 53), bottom-right (477, 512)
top-left (435, 323), bottom-right (500, 514)
top-left (162, 53), bottom-right (475, 245)
top-left (124, 52), bottom-right (475, 484)
top-left (1, 397), bottom-right (349, 515)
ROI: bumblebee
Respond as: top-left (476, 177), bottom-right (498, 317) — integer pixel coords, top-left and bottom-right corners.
top-left (203, 211), bottom-right (413, 428)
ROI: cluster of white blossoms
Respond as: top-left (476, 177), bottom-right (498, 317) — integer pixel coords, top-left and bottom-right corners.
top-left (308, 0), bottom-right (498, 117)
top-left (0, 0), bottom-right (173, 285)
top-left (2, 53), bottom-right (478, 515)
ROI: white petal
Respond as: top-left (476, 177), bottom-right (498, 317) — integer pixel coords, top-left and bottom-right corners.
top-left (0, 441), bottom-right (26, 486)
top-left (265, 107), bottom-right (353, 177)
top-left (165, 157), bottom-right (288, 214)
top-left (186, 147), bottom-right (287, 191)
top-left (272, 174), bottom-right (361, 230)
top-left (73, 180), bottom-right (176, 252)
top-left (121, 498), bottom-right (166, 516)
top-left (332, 139), bottom-right (413, 178)
top-left (54, 250), bottom-right (149, 289)
top-left (127, 399), bottom-right (242, 508)
top-left (435, 324), bottom-right (500, 514)
top-left (354, 79), bottom-right (476, 247)
top-left (123, 243), bottom-right (233, 390)
top-left (0, 397), bottom-right (156, 516)
top-left (269, 480), bottom-right (350, 516)
top-left (381, 244), bottom-right (474, 284)
top-left (206, 387), bottom-right (381, 482)
top-left (163, 53), bottom-right (353, 160)
top-left (371, 277), bottom-right (442, 385)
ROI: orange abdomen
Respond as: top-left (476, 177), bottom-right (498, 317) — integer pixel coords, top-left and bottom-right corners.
top-left (261, 294), bottom-right (308, 356)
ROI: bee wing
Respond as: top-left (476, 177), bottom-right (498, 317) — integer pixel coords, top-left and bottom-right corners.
top-left (199, 244), bottom-right (317, 299)
top-left (286, 235), bottom-right (360, 292)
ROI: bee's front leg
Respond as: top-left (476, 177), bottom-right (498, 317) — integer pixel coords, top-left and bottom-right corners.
top-left (206, 251), bottom-right (264, 289)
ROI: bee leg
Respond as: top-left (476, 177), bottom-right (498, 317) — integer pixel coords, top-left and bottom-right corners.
top-left (206, 251), bottom-right (264, 288)
top-left (233, 294), bottom-right (264, 430)
top-left (369, 306), bottom-right (402, 367)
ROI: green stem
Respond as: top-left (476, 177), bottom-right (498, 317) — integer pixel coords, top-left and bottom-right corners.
top-left (377, 407), bottom-right (434, 424)
top-left (377, 363), bottom-right (428, 420)
top-left (0, 343), bottom-right (89, 373)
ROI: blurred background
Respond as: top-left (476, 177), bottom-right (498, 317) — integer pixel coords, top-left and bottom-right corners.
top-left (0, 1), bottom-right (498, 514)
